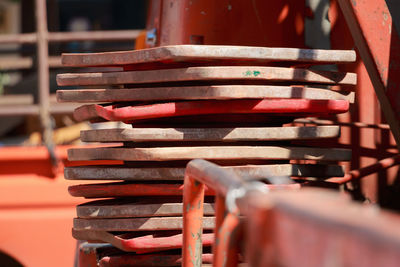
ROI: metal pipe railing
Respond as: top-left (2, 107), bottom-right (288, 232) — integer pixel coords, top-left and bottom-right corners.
top-left (183, 159), bottom-right (247, 267)
top-left (182, 159), bottom-right (400, 267)
top-left (182, 159), bottom-right (290, 267)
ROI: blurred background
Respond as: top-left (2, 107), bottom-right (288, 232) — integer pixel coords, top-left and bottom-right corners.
top-left (0, 1), bottom-right (146, 266)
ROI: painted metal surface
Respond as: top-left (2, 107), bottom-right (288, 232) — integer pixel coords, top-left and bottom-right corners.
top-left (181, 159), bottom-right (400, 267)
top-left (57, 66), bottom-right (357, 86)
top-left (60, 45), bottom-right (355, 67)
top-left (67, 146), bottom-right (352, 162)
top-left (0, 145), bottom-right (87, 267)
top-left (182, 173), bottom-right (206, 267)
top-left (56, 85), bottom-right (355, 103)
top-left (213, 211), bottom-right (240, 267)
top-left (330, 0), bottom-right (399, 203)
top-left (157, 0), bottom-right (306, 48)
top-left (337, 0), bottom-right (400, 149)
top-left (72, 99), bottom-right (350, 122)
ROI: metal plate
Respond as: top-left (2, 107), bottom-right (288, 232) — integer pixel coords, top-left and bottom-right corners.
top-left (67, 146), bottom-right (352, 162)
top-left (76, 199), bottom-right (214, 218)
top-left (69, 183), bottom-right (214, 198)
top-left (64, 164), bottom-right (345, 181)
top-left (56, 85), bottom-right (355, 103)
top-left (56, 66), bottom-right (357, 86)
top-left (72, 229), bottom-right (214, 254)
top-left (73, 216), bottom-right (215, 231)
top-left (80, 126), bottom-right (340, 142)
top-left (60, 45), bottom-right (356, 67)
top-left (97, 253), bottom-right (213, 267)
top-left (72, 99), bottom-right (349, 122)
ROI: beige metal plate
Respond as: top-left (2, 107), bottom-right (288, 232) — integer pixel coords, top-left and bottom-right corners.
top-left (79, 126), bottom-right (340, 142)
top-left (67, 146), bottom-right (352, 162)
top-left (61, 45), bottom-right (356, 67)
top-left (56, 85), bottom-right (355, 103)
top-left (56, 66), bottom-right (357, 86)
top-left (73, 216), bottom-right (215, 231)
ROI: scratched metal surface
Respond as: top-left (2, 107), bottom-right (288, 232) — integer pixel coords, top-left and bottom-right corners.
top-left (61, 45), bottom-right (356, 67)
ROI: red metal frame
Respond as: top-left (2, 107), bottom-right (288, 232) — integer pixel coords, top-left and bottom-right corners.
top-left (182, 159), bottom-right (248, 267)
top-left (337, 0), bottom-right (400, 149)
top-left (182, 159), bottom-right (400, 267)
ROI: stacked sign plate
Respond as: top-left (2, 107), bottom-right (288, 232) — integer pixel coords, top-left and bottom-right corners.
top-left (57, 45), bottom-right (356, 266)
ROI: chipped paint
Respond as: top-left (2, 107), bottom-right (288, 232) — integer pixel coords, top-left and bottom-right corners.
top-left (89, 208), bottom-right (100, 217)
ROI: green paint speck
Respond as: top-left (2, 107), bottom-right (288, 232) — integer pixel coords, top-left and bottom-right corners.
top-left (253, 70), bottom-right (261, 76)
top-left (244, 70), bottom-right (252, 76)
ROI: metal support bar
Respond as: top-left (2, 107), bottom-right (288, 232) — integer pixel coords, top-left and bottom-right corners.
top-left (35, 0), bottom-right (57, 170)
top-left (327, 154), bottom-right (400, 184)
top-left (183, 159), bottom-right (247, 267)
top-left (47, 30), bottom-right (141, 42)
top-left (294, 118), bottom-right (391, 130)
top-left (182, 170), bottom-right (205, 267)
top-left (0, 30), bottom-right (141, 44)
top-left (242, 189), bottom-right (400, 267)
top-left (213, 211), bottom-right (240, 267)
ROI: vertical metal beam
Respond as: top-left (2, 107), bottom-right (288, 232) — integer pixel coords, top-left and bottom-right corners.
top-left (212, 194), bottom-right (226, 263)
top-left (183, 174), bottom-right (205, 267)
top-left (35, 0), bottom-right (56, 167)
top-left (214, 211), bottom-right (240, 267)
top-left (337, 0), bottom-right (400, 150)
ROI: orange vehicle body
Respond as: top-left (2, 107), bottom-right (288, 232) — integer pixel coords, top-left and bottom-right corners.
top-left (0, 146), bottom-right (121, 267)
top-left (0, 146), bottom-right (86, 266)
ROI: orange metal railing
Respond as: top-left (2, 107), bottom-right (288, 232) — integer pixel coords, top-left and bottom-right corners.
top-left (182, 159), bottom-right (400, 267)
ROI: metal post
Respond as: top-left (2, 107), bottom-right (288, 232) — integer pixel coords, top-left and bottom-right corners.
top-left (183, 173), bottom-right (205, 267)
top-left (35, 0), bottom-right (57, 169)
top-left (212, 194), bottom-right (226, 266)
top-left (214, 212), bottom-right (240, 267)
top-left (183, 159), bottom-right (247, 267)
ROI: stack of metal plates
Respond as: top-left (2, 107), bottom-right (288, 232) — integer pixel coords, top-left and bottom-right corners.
top-left (57, 45), bottom-right (356, 266)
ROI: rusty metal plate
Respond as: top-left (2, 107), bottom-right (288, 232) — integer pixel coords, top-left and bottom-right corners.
top-left (73, 216), bottom-right (215, 231)
top-left (64, 164), bottom-right (345, 181)
top-left (73, 99), bottom-right (349, 122)
top-left (80, 126), bottom-right (340, 142)
top-left (68, 146), bottom-right (352, 162)
top-left (60, 45), bottom-right (356, 67)
top-left (98, 253), bottom-right (213, 267)
top-left (56, 85), bottom-right (355, 103)
top-left (72, 229), bottom-right (214, 254)
top-left (64, 166), bottom-right (186, 181)
top-left (76, 199), bottom-right (214, 218)
top-left (68, 182), bottom-right (214, 198)
top-left (56, 66), bottom-right (357, 87)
